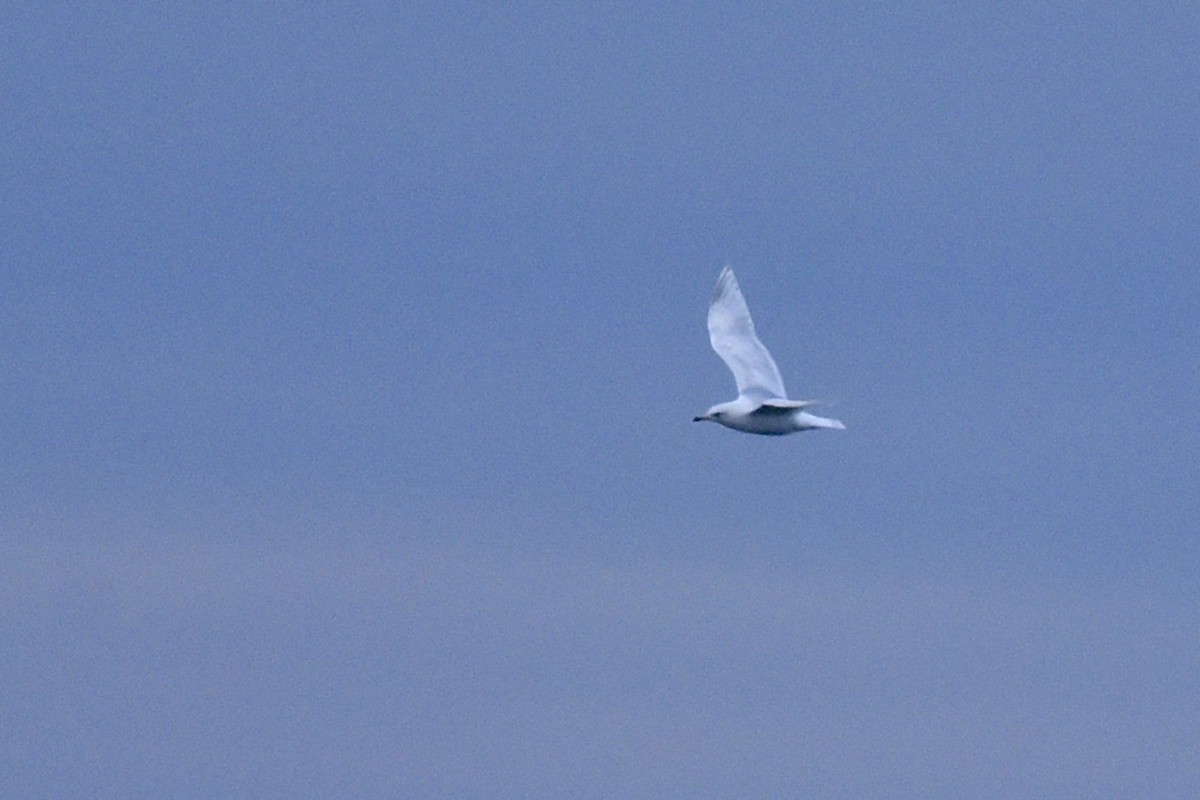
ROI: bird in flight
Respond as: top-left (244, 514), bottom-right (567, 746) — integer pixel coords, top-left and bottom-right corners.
top-left (694, 267), bottom-right (845, 435)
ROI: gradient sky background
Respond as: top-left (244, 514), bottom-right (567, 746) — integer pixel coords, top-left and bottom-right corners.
top-left (3, 4), bottom-right (1198, 798)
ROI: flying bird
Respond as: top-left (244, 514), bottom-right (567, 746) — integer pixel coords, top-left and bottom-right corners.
top-left (694, 267), bottom-right (845, 435)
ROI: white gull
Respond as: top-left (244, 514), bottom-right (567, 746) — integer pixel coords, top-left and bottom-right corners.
top-left (694, 267), bottom-right (845, 436)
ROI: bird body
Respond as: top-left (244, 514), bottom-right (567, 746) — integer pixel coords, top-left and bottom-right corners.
top-left (694, 267), bottom-right (845, 436)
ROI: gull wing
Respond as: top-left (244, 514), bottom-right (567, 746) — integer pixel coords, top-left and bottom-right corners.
top-left (707, 267), bottom-right (787, 399)
top-left (754, 399), bottom-right (816, 413)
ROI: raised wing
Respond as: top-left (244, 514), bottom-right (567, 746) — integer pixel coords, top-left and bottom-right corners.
top-left (707, 267), bottom-right (787, 399)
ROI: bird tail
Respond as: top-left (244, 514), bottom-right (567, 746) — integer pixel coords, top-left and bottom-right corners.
top-left (801, 397), bottom-right (844, 430)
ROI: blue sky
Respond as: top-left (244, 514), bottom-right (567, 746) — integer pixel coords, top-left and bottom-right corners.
top-left (3, 4), bottom-right (1198, 798)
